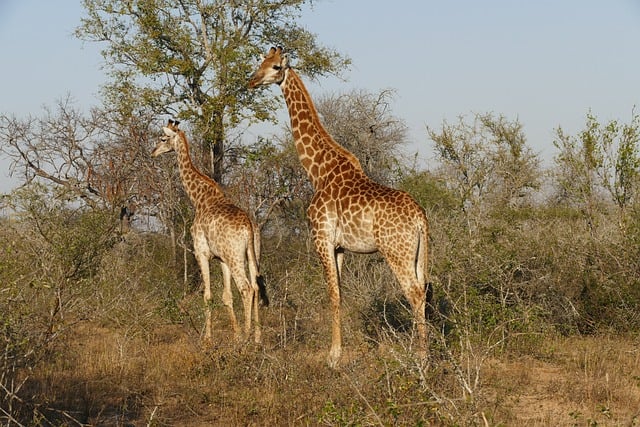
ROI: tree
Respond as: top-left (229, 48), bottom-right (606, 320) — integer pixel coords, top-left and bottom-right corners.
top-left (76, 0), bottom-right (350, 183)
top-left (428, 113), bottom-right (540, 223)
top-left (553, 110), bottom-right (640, 230)
top-left (552, 110), bottom-right (640, 332)
top-left (0, 98), bottom-right (104, 209)
top-left (315, 89), bottom-right (409, 185)
top-left (223, 134), bottom-right (312, 236)
top-left (0, 98), bottom-right (158, 232)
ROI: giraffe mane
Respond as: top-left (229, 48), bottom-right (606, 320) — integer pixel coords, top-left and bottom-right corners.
top-left (285, 69), bottom-right (363, 171)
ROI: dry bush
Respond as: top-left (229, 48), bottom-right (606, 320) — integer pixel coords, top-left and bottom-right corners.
top-left (3, 214), bottom-right (640, 426)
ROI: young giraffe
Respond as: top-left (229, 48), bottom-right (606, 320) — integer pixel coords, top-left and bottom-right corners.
top-left (249, 47), bottom-right (430, 367)
top-left (152, 119), bottom-right (262, 343)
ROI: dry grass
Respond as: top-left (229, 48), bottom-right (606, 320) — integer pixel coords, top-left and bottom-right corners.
top-left (3, 227), bottom-right (640, 426)
top-left (11, 304), bottom-right (640, 426)
top-left (484, 336), bottom-right (640, 426)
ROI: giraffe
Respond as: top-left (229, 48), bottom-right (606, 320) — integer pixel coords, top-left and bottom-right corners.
top-left (151, 119), bottom-right (263, 343)
top-left (249, 47), bottom-right (430, 367)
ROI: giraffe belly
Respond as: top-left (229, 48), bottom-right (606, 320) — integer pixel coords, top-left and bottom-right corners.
top-left (340, 240), bottom-right (378, 254)
top-left (336, 222), bottom-right (378, 254)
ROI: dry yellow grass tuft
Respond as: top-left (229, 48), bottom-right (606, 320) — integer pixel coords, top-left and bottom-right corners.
top-left (484, 336), bottom-right (640, 426)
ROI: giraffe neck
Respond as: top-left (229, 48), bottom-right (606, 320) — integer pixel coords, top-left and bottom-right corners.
top-left (175, 131), bottom-right (225, 207)
top-left (280, 68), bottom-right (363, 189)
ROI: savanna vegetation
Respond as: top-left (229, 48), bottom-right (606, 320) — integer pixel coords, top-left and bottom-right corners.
top-left (2, 1), bottom-right (640, 426)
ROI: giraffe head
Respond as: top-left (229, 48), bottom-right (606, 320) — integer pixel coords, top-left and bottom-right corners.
top-left (248, 46), bottom-right (290, 88)
top-left (151, 119), bottom-right (181, 157)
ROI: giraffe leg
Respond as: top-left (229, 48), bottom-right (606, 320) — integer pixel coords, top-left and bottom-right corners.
top-left (247, 246), bottom-right (262, 344)
top-left (194, 250), bottom-right (213, 341)
top-left (410, 286), bottom-right (428, 355)
top-left (220, 262), bottom-right (240, 339)
top-left (229, 261), bottom-right (254, 341)
top-left (336, 249), bottom-right (344, 278)
top-left (316, 239), bottom-right (342, 368)
top-left (251, 280), bottom-right (261, 344)
top-left (386, 256), bottom-right (428, 355)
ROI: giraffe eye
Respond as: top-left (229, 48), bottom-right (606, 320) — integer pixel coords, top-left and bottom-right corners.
top-left (273, 65), bottom-right (282, 71)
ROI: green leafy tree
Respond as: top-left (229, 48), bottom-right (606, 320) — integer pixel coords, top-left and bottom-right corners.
top-left (553, 110), bottom-right (640, 230)
top-left (426, 113), bottom-right (543, 337)
top-left (597, 113), bottom-right (640, 220)
top-left (552, 111), bottom-right (640, 332)
top-left (76, 0), bottom-right (350, 182)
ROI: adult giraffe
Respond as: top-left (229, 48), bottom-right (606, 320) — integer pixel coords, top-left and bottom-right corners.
top-left (152, 120), bottom-right (263, 343)
top-left (249, 47), bottom-right (430, 367)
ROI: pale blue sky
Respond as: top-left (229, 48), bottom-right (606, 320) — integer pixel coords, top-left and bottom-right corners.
top-left (1, 1), bottom-right (640, 192)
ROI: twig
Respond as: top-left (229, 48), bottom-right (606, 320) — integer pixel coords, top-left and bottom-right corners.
top-left (341, 370), bottom-right (384, 427)
top-left (147, 405), bottom-right (158, 427)
top-left (0, 406), bottom-right (25, 427)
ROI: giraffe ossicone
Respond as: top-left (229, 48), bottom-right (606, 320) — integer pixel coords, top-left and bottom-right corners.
top-left (152, 119), bottom-right (264, 344)
top-left (249, 46), bottom-right (431, 368)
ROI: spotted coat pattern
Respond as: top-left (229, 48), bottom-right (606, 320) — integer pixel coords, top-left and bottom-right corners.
top-left (152, 120), bottom-right (262, 343)
top-left (249, 47), bottom-right (430, 367)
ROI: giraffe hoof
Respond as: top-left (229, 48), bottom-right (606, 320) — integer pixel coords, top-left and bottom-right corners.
top-left (327, 348), bottom-right (341, 369)
top-left (416, 348), bottom-right (428, 361)
top-left (327, 357), bottom-right (339, 369)
top-left (202, 335), bottom-right (213, 348)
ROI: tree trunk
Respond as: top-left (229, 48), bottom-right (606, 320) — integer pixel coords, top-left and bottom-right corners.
top-left (200, 111), bottom-right (225, 183)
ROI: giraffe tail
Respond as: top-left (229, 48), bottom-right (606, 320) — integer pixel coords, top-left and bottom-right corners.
top-left (257, 275), bottom-right (269, 307)
top-left (249, 224), bottom-right (269, 307)
top-left (416, 216), bottom-right (433, 320)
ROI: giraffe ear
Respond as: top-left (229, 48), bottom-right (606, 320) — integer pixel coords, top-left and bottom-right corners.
top-left (265, 46), bottom-right (277, 59)
top-left (281, 53), bottom-right (290, 68)
top-left (163, 127), bottom-right (176, 137)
